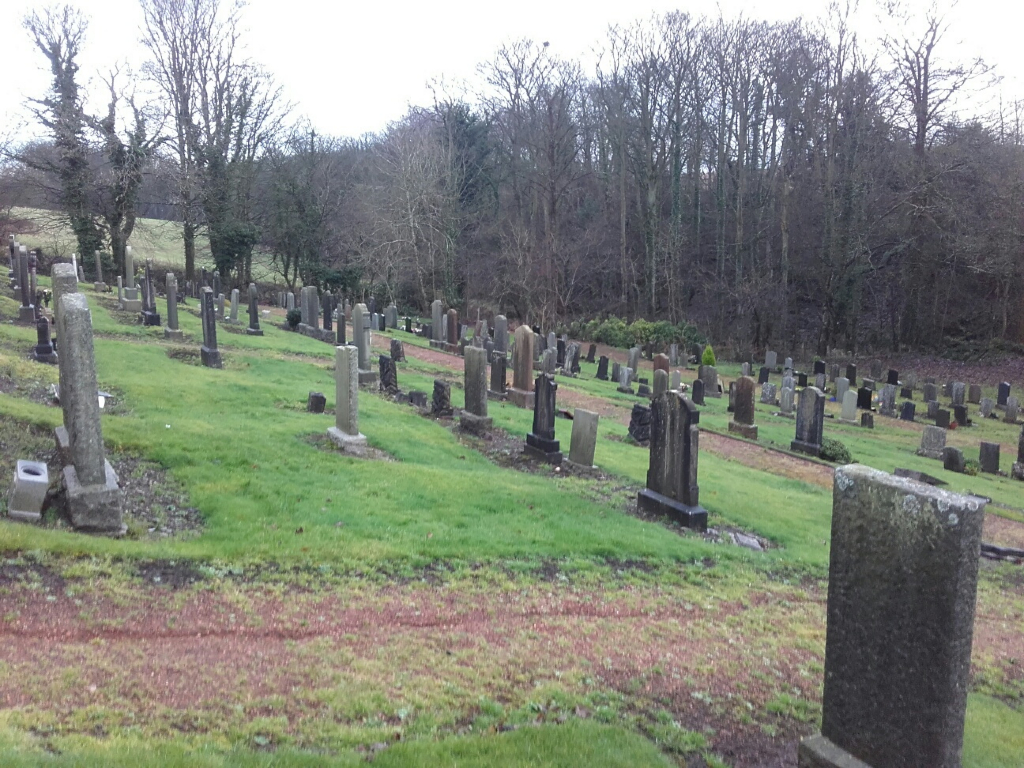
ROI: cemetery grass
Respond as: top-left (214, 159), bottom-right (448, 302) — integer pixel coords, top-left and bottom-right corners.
top-left (0, 295), bottom-right (1023, 765)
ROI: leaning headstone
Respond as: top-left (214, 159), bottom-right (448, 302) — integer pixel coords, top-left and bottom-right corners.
top-left (791, 387), bottom-right (825, 456)
top-left (327, 345), bottom-right (367, 454)
top-left (460, 347), bottom-right (492, 433)
top-left (596, 356), bottom-right (609, 381)
top-left (199, 288), bottom-right (222, 369)
top-left (55, 293), bottom-right (123, 533)
top-left (839, 390), bottom-right (858, 424)
top-left (525, 374), bottom-right (562, 464)
top-left (917, 426), bottom-right (947, 459)
top-left (389, 338), bottom-right (406, 363)
top-left (943, 447), bottom-right (966, 473)
top-left (567, 409), bottom-right (599, 469)
top-left (797, 465), bottom-right (983, 768)
top-left (379, 355), bottom-right (399, 396)
top-left (164, 273), bottom-right (183, 340)
top-left (637, 393), bottom-right (707, 531)
top-left (729, 376), bottom-right (758, 440)
top-left (979, 442), bottom-right (1000, 474)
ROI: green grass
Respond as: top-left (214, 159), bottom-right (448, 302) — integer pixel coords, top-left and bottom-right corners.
top-left (964, 694), bottom-right (1024, 768)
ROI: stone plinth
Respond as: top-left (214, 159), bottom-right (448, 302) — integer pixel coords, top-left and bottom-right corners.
top-left (64, 460), bottom-right (124, 534)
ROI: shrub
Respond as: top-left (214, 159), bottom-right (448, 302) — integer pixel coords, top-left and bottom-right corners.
top-left (963, 458), bottom-right (980, 476)
top-left (701, 344), bottom-right (716, 367)
top-left (286, 308), bottom-right (301, 328)
top-left (820, 437), bottom-right (852, 464)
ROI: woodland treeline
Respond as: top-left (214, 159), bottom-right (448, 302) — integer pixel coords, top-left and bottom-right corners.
top-left (2, 0), bottom-right (1022, 355)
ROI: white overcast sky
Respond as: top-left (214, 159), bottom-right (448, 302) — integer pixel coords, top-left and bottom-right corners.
top-left (1, 0), bottom-right (1020, 143)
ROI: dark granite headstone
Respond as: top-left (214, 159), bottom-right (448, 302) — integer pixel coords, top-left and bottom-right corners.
top-left (857, 387), bottom-right (872, 410)
top-left (627, 404), bottom-right (652, 445)
top-left (936, 409), bottom-right (951, 429)
top-left (307, 392), bottom-right (326, 413)
top-left (860, 412), bottom-right (874, 429)
top-left (758, 366), bottom-right (770, 384)
top-left (899, 402), bottom-right (916, 422)
top-left (390, 338), bottom-right (406, 363)
top-left (637, 393), bottom-right (706, 530)
top-left (997, 382), bottom-right (1010, 407)
top-left (691, 379), bottom-right (705, 405)
top-left (791, 387), bottom-right (824, 456)
top-left (887, 369), bottom-right (899, 386)
top-left (814, 360), bottom-right (826, 375)
top-left (431, 380), bottom-right (453, 417)
top-left (596, 356), bottom-right (609, 381)
top-left (797, 372), bottom-right (808, 388)
top-left (979, 442), bottom-right (1000, 474)
top-left (845, 364), bottom-right (857, 385)
top-left (900, 387), bottom-right (913, 400)
top-left (943, 447), bottom-right (966, 473)
top-left (586, 344), bottom-right (597, 364)
top-left (953, 404), bottom-right (969, 427)
top-left (526, 374), bottom-right (562, 463)
top-left (379, 355), bottom-right (398, 395)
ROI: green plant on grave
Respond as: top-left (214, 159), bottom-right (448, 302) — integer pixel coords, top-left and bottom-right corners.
top-left (286, 308), bottom-right (301, 328)
top-left (819, 437), bottom-right (852, 464)
top-left (964, 458), bottom-right (980, 476)
top-left (701, 344), bottom-right (716, 367)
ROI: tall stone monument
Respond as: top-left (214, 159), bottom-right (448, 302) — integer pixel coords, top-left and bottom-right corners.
top-left (327, 345), bottom-right (367, 454)
top-left (638, 392), bottom-right (707, 530)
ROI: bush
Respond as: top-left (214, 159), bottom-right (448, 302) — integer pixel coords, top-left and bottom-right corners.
top-left (820, 437), bottom-right (852, 464)
top-left (963, 458), bottom-right (980, 477)
top-left (568, 315), bottom-right (707, 352)
top-left (286, 308), bottom-right (301, 328)
top-left (701, 344), bottom-right (716, 367)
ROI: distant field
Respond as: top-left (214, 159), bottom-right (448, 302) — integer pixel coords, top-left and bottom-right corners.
top-left (9, 207), bottom-right (280, 283)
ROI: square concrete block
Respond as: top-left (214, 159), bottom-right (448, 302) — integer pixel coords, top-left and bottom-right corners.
top-left (7, 460), bottom-right (49, 522)
top-left (63, 460), bottom-right (125, 534)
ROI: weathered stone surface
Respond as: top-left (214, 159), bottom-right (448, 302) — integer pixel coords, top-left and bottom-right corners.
top-left (917, 425), bottom-right (947, 459)
top-left (460, 347), bottom-right (492, 433)
top-left (968, 384), bottom-right (981, 404)
top-left (760, 382), bottom-right (777, 405)
top-left (653, 369), bottom-right (668, 398)
top-left (200, 288), bottom-right (221, 368)
top-left (638, 393), bottom-right (706, 531)
top-left (566, 409), bottom-right (599, 468)
top-left (698, 365), bottom-right (719, 398)
top-left (729, 376), bottom-right (757, 439)
top-left (691, 379), bottom-right (705, 405)
top-left (899, 401), bottom-right (916, 421)
top-left (791, 387), bottom-right (825, 457)
top-left (327, 345), bottom-right (366, 454)
top-left (431, 379), bottom-right (453, 418)
top-left (526, 374), bottom-right (561, 463)
top-left (943, 446), bottom-right (966, 473)
top-left (628, 404), bottom-right (651, 445)
top-left (779, 386), bottom-right (795, 417)
top-left (802, 465), bottom-right (983, 768)
top-left (979, 442), bottom-right (1000, 474)
top-left (860, 412), bottom-right (873, 429)
top-left (165, 273), bottom-right (183, 339)
top-left (379, 355), bottom-right (399, 396)
top-left (390, 338), bottom-right (406, 363)
top-left (879, 384), bottom-right (897, 417)
top-left (596, 356), bottom-right (609, 381)
top-left (431, 300), bottom-right (443, 346)
top-left (839, 390), bottom-right (858, 423)
top-left (307, 392), bottom-right (326, 413)
top-left (835, 377), bottom-right (850, 404)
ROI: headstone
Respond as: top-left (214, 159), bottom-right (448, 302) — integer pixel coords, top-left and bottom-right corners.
top-left (653, 353), bottom-right (670, 375)
top-left (869, 359), bottom-right (882, 379)
top-left (779, 386), bottom-right (795, 416)
top-left (829, 363), bottom-right (839, 383)
top-left (785, 357), bottom-right (793, 371)
top-left (923, 382), bottom-right (938, 402)
top-left (952, 404), bottom-right (969, 427)
top-left (765, 350), bottom-right (777, 369)
top-left (216, 293), bottom-right (225, 321)
top-left (943, 447), bottom-right (966, 473)
top-left (337, 309), bottom-right (347, 345)
top-left (1004, 396), bottom-right (1019, 424)
top-left (286, 292), bottom-right (295, 311)
top-left (967, 384), bottom-right (981, 404)
top-left (327, 345), bottom-right (367, 453)
top-left (352, 303), bottom-right (376, 383)
top-left (979, 442), bottom-right (1000, 474)
top-left (307, 392), bottom-right (326, 413)
top-left (670, 370), bottom-right (681, 391)
top-left (691, 379), bottom-right (705, 405)
top-left (212, 269), bottom-right (220, 299)
top-left (596, 356), bottom-right (609, 381)
top-left (900, 386), bottom-right (913, 400)
top-left (980, 398), bottom-right (994, 418)
top-left (936, 409), bottom-right (951, 429)
top-left (814, 360), bottom-right (827, 376)
top-left (637, 393), bottom-right (707, 530)
top-left (616, 366), bottom-right (635, 394)
top-left (879, 384), bottom-right (897, 417)
top-left (839, 390), bottom-right (857, 423)
top-left (460, 347), bottom-right (492, 432)
top-left (385, 303), bottom-right (399, 329)
top-left (904, 372), bottom-right (917, 390)
top-left (547, 332), bottom-right (556, 355)
top-left (997, 382), bottom-right (1011, 408)
top-left (31, 316), bottom-right (58, 364)
top-left (845, 364), bottom-right (857, 384)
top-left (861, 412), bottom-right (874, 429)
top-left (431, 300), bottom-right (443, 347)
top-left (227, 288), bottom-right (239, 324)
top-left (124, 246), bottom-right (137, 299)
top-left (951, 382), bottom-right (966, 406)
top-left (508, 326), bottom-right (535, 409)
top-left (567, 409), bottom-right (599, 468)
top-left (377, 355), bottom-right (399, 396)
top-left (741, 362), bottom-right (751, 377)
top-left (93, 250), bottom-right (106, 291)
top-left (791, 387), bottom-right (825, 456)
top-left (542, 348), bottom-right (557, 375)
top-left (611, 361), bottom-right (621, 384)
top-left (627, 347), bottom-right (641, 379)
top-left (404, 317), bottom-right (412, 334)
top-left (760, 382), bottom-right (777, 405)
top-left (899, 402), bottom-right (916, 422)
top-left (246, 283), bottom-right (263, 336)
top-left (586, 343), bottom-right (597, 364)
top-left (886, 368), bottom-right (899, 386)
top-left (165, 273), bottom-right (183, 340)
top-left (54, 293), bottom-right (123, 533)
top-left (491, 315), bottom-right (508, 356)
top-left (1013, 426), bottom-right (1024, 480)
top-left (797, 372), bottom-right (809, 388)
top-left (564, 342), bottom-right (581, 375)
top-left (653, 369), bottom-right (669, 398)
top-left (815, 373), bottom-right (826, 391)
top-left (758, 366), bottom-right (770, 384)
top-left (917, 426), bottom-right (947, 459)
top-left (409, 391), bottom-right (428, 409)
top-left (199, 288), bottom-right (221, 368)
top-left (698, 365), bottom-right (719, 398)
top-left (729, 376), bottom-right (758, 440)
top-left (323, 291), bottom-right (333, 332)
top-left (628, 404), bottom-right (652, 445)
top-left (836, 377), bottom-right (850, 403)
top-left (856, 387), bottom-right (872, 410)
top-left (489, 353), bottom-right (507, 396)
top-left (390, 338), bottom-right (406, 363)
top-left (669, 343), bottom-right (679, 366)
top-left (525, 374), bottom-right (562, 463)
top-left (797, 465), bottom-right (982, 768)
top-left (431, 379), bottom-right (454, 417)
top-left (446, 308), bottom-right (459, 349)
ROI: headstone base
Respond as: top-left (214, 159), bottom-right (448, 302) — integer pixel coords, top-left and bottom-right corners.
top-left (142, 311), bottom-right (161, 327)
top-left (63, 461), bottom-right (125, 535)
top-left (201, 346), bottom-right (222, 369)
top-left (245, 328), bottom-right (264, 336)
top-left (94, 282), bottom-right (107, 292)
top-left (797, 734), bottom-right (871, 768)
top-left (637, 488), bottom-right (708, 532)
top-left (17, 306), bottom-right (36, 324)
top-left (728, 422), bottom-right (758, 440)
top-left (459, 412), bottom-right (493, 434)
top-left (775, 412), bottom-right (796, 419)
top-left (486, 389), bottom-right (507, 401)
top-left (32, 346), bottom-right (58, 364)
top-left (120, 299), bottom-right (143, 312)
top-left (916, 448), bottom-right (944, 460)
top-left (164, 327), bottom-right (184, 341)
top-left (327, 426), bottom-right (367, 455)
top-left (357, 369), bottom-right (378, 386)
top-left (525, 433), bottom-right (562, 464)
top-left (507, 388), bottom-right (535, 409)
top-left (616, 385), bottom-right (635, 394)
top-left (790, 439), bottom-right (821, 458)
top-left (1012, 462), bottom-right (1024, 481)
top-left (838, 418), bottom-right (858, 425)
